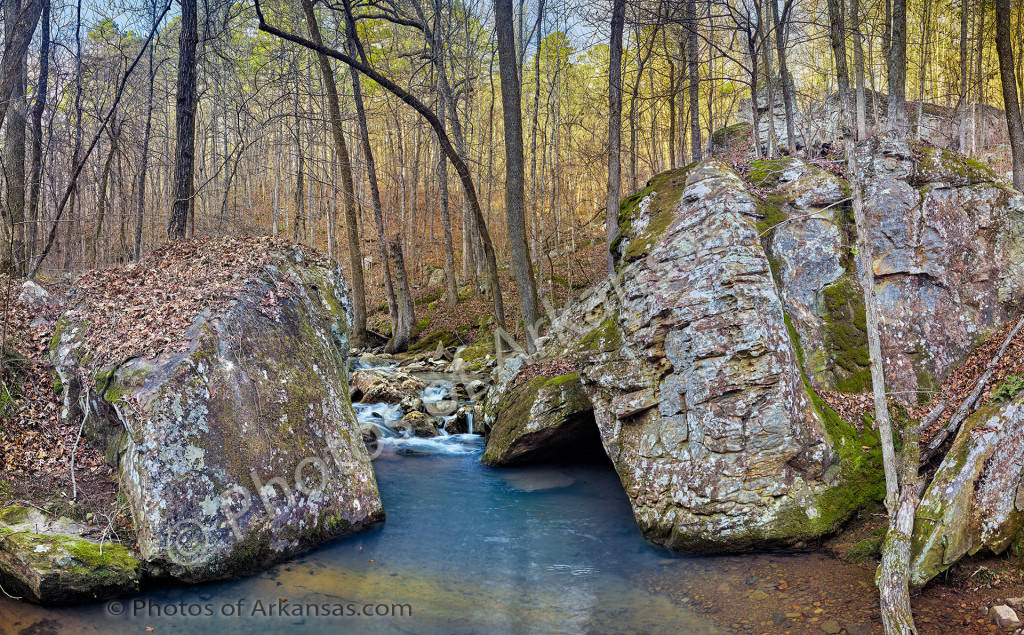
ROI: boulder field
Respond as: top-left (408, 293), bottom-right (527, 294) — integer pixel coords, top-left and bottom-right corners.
top-left (484, 137), bottom-right (1024, 557)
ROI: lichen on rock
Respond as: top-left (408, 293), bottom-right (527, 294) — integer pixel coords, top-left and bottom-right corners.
top-left (909, 396), bottom-right (1024, 587)
top-left (49, 239), bottom-right (384, 584)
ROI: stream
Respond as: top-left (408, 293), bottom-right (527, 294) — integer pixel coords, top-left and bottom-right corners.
top-left (0, 367), bottom-right (886, 634)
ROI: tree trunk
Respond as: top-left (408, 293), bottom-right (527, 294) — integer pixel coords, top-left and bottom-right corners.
top-left (256, 0), bottom-right (506, 330)
top-left (852, 0), bottom-right (867, 139)
top-left (300, 0), bottom-right (367, 347)
top-left (495, 0), bottom-right (540, 350)
top-left (996, 0), bottom-right (1024, 190)
top-left (606, 0), bottom-right (626, 273)
top-left (772, 0), bottom-right (796, 149)
top-left (341, 30), bottom-right (402, 350)
top-left (828, 2), bottom-right (916, 632)
top-left (687, 0), bottom-right (701, 160)
top-left (887, 0), bottom-right (908, 136)
top-left (25, 0), bottom-right (48, 266)
top-left (0, 0), bottom-right (39, 275)
top-left (135, 8), bottom-right (155, 261)
top-left (958, 0), bottom-right (969, 152)
top-left (168, 0), bottom-right (198, 240)
top-left (435, 99), bottom-right (459, 307)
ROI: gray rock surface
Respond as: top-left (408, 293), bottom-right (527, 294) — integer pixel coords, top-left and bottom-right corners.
top-left (50, 246), bottom-right (383, 583)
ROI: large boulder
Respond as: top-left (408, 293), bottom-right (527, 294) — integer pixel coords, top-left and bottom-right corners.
top-left (482, 373), bottom-right (598, 465)
top-left (487, 160), bottom-right (883, 552)
top-left (750, 141), bottom-right (1024, 401)
top-left (0, 506), bottom-right (141, 604)
top-left (50, 239), bottom-right (383, 583)
top-left (751, 158), bottom-right (867, 393)
top-left (909, 396), bottom-right (1024, 586)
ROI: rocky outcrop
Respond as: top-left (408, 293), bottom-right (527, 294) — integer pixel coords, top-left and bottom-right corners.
top-left (51, 243), bottom-right (383, 583)
top-left (909, 396), bottom-right (1024, 586)
top-left (482, 373), bottom-right (598, 466)
top-left (487, 160), bottom-right (884, 552)
top-left (859, 138), bottom-right (1024, 402)
top-left (750, 158), bottom-right (867, 393)
top-left (0, 506), bottom-right (141, 604)
top-left (748, 141), bottom-right (1024, 402)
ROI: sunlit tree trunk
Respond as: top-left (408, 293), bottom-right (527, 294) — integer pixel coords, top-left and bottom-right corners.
top-left (996, 0), bottom-right (1024, 190)
top-left (495, 0), bottom-right (540, 350)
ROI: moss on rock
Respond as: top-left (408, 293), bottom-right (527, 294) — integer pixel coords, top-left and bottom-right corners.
top-left (821, 276), bottom-right (871, 392)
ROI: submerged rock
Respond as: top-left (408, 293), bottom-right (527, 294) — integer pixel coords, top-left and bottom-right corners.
top-left (50, 243), bottom-right (383, 583)
top-left (909, 397), bottom-right (1024, 586)
top-left (0, 506), bottom-right (141, 604)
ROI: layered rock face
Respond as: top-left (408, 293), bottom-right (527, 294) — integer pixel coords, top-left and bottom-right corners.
top-left (858, 138), bottom-right (1024, 402)
top-left (51, 242), bottom-right (383, 582)
top-left (488, 161), bottom-right (882, 552)
top-left (910, 397), bottom-right (1024, 586)
top-left (751, 140), bottom-right (1024, 402)
top-left (485, 140), bottom-right (1024, 553)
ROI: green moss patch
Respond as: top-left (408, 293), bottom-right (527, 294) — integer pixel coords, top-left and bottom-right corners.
top-left (785, 312), bottom-right (885, 534)
top-left (409, 329), bottom-right (460, 354)
top-left (746, 159), bottom-right (791, 189)
top-left (821, 276), bottom-right (871, 393)
top-left (910, 139), bottom-right (999, 185)
top-left (575, 314), bottom-right (623, 353)
top-left (615, 166), bottom-right (694, 264)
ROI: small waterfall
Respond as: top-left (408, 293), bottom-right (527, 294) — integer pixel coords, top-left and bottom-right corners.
top-left (349, 363), bottom-right (486, 456)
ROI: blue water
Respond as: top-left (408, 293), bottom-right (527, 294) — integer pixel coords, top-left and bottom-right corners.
top-left (1, 449), bottom-right (719, 634)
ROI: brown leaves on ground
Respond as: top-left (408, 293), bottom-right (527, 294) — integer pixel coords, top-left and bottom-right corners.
top-left (1, 274), bottom-right (111, 494)
top-left (912, 317), bottom-right (1024, 443)
top-left (514, 358), bottom-right (578, 387)
top-left (64, 236), bottom-right (332, 375)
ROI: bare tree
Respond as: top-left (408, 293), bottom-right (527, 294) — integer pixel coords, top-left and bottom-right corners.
top-left (886, 0), bottom-right (907, 135)
top-left (494, 0), bottom-right (540, 351)
top-left (606, 0), bottom-right (625, 273)
top-left (0, 0), bottom-right (42, 274)
top-left (168, 0), bottom-right (199, 239)
top-left (300, 0), bottom-right (367, 347)
top-left (995, 0), bottom-right (1024, 190)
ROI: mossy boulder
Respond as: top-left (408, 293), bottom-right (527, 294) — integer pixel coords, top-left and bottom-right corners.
top-left (0, 506), bottom-right (141, 604)
top-left (909, 397), bottom-right (1024, 587)
top-left (482, 374), bottom-right (600, 466)
top-left (49, 246), bottom-right (384, 583)
top-left (501, 159), bottom-right (880, 552)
